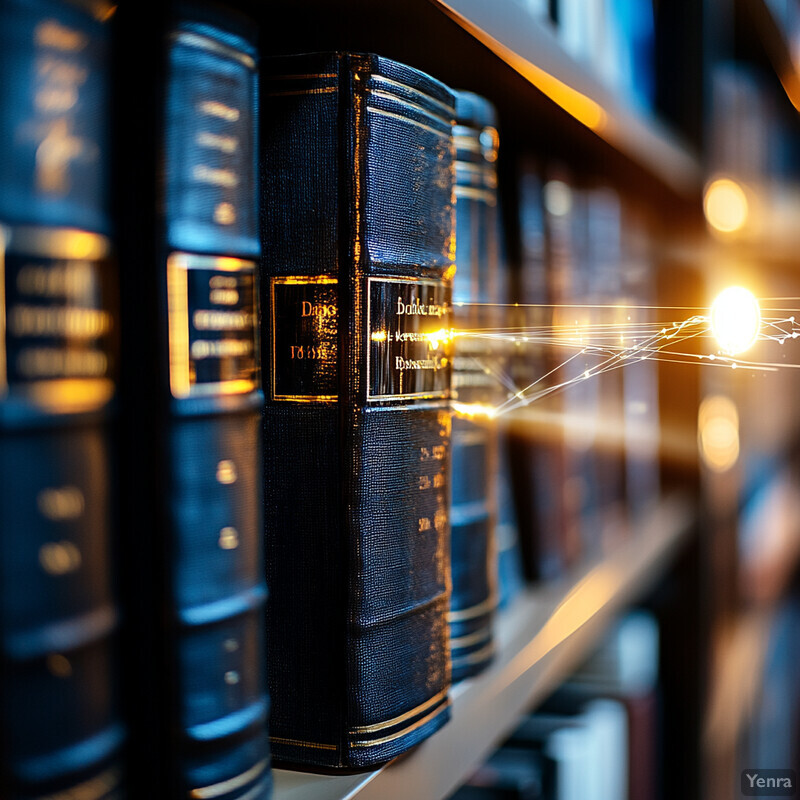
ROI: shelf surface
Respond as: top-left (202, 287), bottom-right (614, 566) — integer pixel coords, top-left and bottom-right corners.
top-left (427, 0), bottom-right (702, 198)
top-left (272, 495), bottom-right (693, 800)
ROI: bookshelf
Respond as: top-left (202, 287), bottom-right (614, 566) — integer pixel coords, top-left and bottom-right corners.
top-left (428, 0), bottom-right (702, 198)
top-left (272, 496), bottom-right (694, 800)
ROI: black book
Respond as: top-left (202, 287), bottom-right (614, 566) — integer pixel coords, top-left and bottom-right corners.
top-left (260, 52), bottom-right (454, 770)
top-left (0, 1), bottom-right (124, 797)
top-left (450, 91), bottom-right (501, 679)
top-left (112, 4), bottom-right (270, 797)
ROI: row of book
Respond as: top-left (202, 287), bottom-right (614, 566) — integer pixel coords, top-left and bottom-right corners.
top-left (0, 0), bottom-right (662, 797)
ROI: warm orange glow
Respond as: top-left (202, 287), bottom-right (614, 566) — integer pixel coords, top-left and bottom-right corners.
top-left (451, 401), bottom-right (497, 420)
top-left (425, 328), bottom-right (453, 350)
top-left (698, 395), bottom-right (739, 473)
top-left (704, 178), bottom-right (749, 233)
top-left (710, 286), bottom-right (761, 355)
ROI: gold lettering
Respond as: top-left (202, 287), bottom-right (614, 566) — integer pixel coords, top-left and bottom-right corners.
top-left (197, 131), bottom-right (238, 153)
top-left (193, 164), bottom-right (238, 188)
top-left (198, 100), bottom-right (240, 121)
top-left (434, 508), bottom-right (447, 533)
top-left (216, 460), bottom-right (237, 485)
top-left (36, 119), bottom-right (85, 195)
top-left (418, 475), bottom-right (431, 490)
top-left (190, 339), bottom-right (252, 360)
top-left (9, 305), bottom-right (111, 338)
top-left (38, 486), bottom-right (84, 520)
top-left (209, 276), bottom-right (237, 289)
top-left (18, 347), bottom-right (108, 378)
top-left (35, 85), bottom-right (78, 113)
top-left (218, 527), bottom-right (239, 550)
top-left (35, 20), bottom-right (88, 52)
top-left (223, 638), bottom-right (239, 652)
top-left (418, 517), bottom-right (431, 532)
top-left (209, 288), bottom-right (239, 305)
top-left (39, 540), bottom-right (82, 575)
top-left (433, 471), bottom-right (446, 489)
top-left (37, 56), bottom-right (88, 86)
top-left (431, 445), bottom-right (446, 461)
top-left (214, 202), bottom-right (236, 225)
top-left (18, 261), bottom-right (95, 300)
top-left (224, 670), bottom-right (240, 685)
top-left (192, 309), bottom-right (252, 331)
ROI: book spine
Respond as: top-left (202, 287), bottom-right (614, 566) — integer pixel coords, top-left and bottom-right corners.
top-left (261, 53), bottom-right (454, 769)
top-left (449, 95), bottom-right (501, 679)
top-left (0, 1), bottom-right (124, 798)
top-left (509, 165), bottom-right (568, 582)
top-left (115, 8), bottom-right (270, 797)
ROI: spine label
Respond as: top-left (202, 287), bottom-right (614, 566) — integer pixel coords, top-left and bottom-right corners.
top-left (270, 276), bottom-right (338, 401)
top-left (367, 277), bottom-right (451, 402)
top-left (167, 253), bottom-right (258, 399)
top-left (1, 230), bottom-right (113, 413)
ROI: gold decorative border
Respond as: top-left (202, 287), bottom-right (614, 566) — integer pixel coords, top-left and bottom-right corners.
top-left (446, 594), bottom-right (497, 623)
top-left (166, 252), bottom-right (258, 400)
top-left (270, 275), bottom-right (338, 403)
top-left (171, 31), bottom-right (255, 70)
top-left (449, 625), bottom-right (493, 650)
top-left (189, 757), bottom-right (269, 799)
top-left (269, 735), bottom-right (338, 751)
top-left (366, 275), bottom-right (451, 403)
top-left (349, 687), bottom-right (449, 735)
top-left (367, 106), bottom-right (451, 140)
top-left (350, 698), bottom-right (450, 748)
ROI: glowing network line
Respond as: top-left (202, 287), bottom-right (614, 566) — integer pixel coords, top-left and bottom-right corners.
top-left (447, 288), bottom-right (800, 419)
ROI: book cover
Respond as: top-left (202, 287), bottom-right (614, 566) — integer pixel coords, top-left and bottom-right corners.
top-left (261, 52), bottom-right (454, 769)
top-left (0, 1), bottom-right (124, 796)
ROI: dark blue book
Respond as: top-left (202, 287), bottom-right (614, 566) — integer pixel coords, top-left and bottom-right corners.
top-left (508, 164), bottom-right (568, 582)
top-left (112, 5), bottom-right (270, 797)
top-left (260, 52), bottom-right (454, 770)
top-left (450, 91), bottom-right (501, 679)
top-left (0, 0), bottom-right (124, 797)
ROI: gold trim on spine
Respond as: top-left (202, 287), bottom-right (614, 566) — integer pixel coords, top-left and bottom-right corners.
top-left (38, 766), bottom-right (122, 800)
top-left (264, 87), bottom-right (338, 97)
top-left (350, 698), bottom-right (450, 748)
top-left (447, 594), bottom-right (497, 623)
top-left (171, 31), bottom-right (255, 70)
top-left (8, 227), bottom-right (109, 260)
top-left (370, 74), bottom-right (455, 117)
top-left (367, 106), bottom-right (450, 139)
top-left (451, 641), bottom-right (495, 667)
top-left (368, 88), bottom-right (452, 129)
top-left (270, 275), bottom-right (338, 402)
top-left (269, 736), bottom-right (338, 751)
top-left (449, 625), bottom-right (492, 649)
top-left (167, 253), bottom-right (191, 398)
top-left (189, 758), bottom-right (269, 799)
top-left (262, 73), bottom-right (338, 80)
top-left (349, 687), bottom-right (449, 734)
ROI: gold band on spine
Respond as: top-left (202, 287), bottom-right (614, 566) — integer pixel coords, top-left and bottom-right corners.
top-left (451, 641), bottom-right (495, 668)
top-left (171, 31), bottom-right (255, 70)
top-left (167, 253), bottom-right (191, 398)
top-left (349, 686), bottom-right (449, 734)
top-left (350, 698), bottom-right (450, 748)
top-left (370, 74), bottom-right (455, 117)
top-left (368, 88), bottom-right (453, 129)
top-left (189, 758), bottom-right (269, 799)
top-left (269, 736), bottom-right (338, 751)
top-left (38, 766), bottom-right (121, 800)
top-left (449, 625), bottom-right (492, 649)
top-left (367, 106), bottom-right (450, 140)
top-left (446, 594), bottom-right (497, 623)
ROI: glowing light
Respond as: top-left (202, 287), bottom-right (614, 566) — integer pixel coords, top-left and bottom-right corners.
top-left (710, 286), bottom-right (761, 355)
top-left (704, 178), bottom-right (748, 233)
top-left (543, 180), bottom-right (572, 216)
top-left (451, 401), bottom-right (497, 420)
top-left (370, 330), bottom-right (387, 343)
top-left (425, 328), bottom-right (453, 350)
top-left (698, 395), bottom-right (739, 472)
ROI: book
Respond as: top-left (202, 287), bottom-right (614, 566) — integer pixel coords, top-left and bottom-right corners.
top-left (112, 5), bottom-right (270, 796)
top-left (450, 90), bottom-right (501, 679)
top-left (260, 52), bottom-right (454, 769)
top-left (0, 1), bottom-right (124, 797)
top-left (508, 163), bottom-right (569, 582)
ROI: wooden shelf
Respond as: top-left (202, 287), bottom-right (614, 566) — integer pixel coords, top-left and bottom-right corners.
top-left (272, 495), bottom-right (694, 800)
top-left (428, 0), bottom-right (702, 198)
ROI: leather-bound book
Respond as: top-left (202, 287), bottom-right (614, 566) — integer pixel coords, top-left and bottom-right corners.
top-left (449, 91), bottom-right (500, 678)
top-left (260, 52), bottom-right (454, 770)
top-left (0, 1), bottom-right (124, 797)
top-left (112, 4), bottom-right (270, 796)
